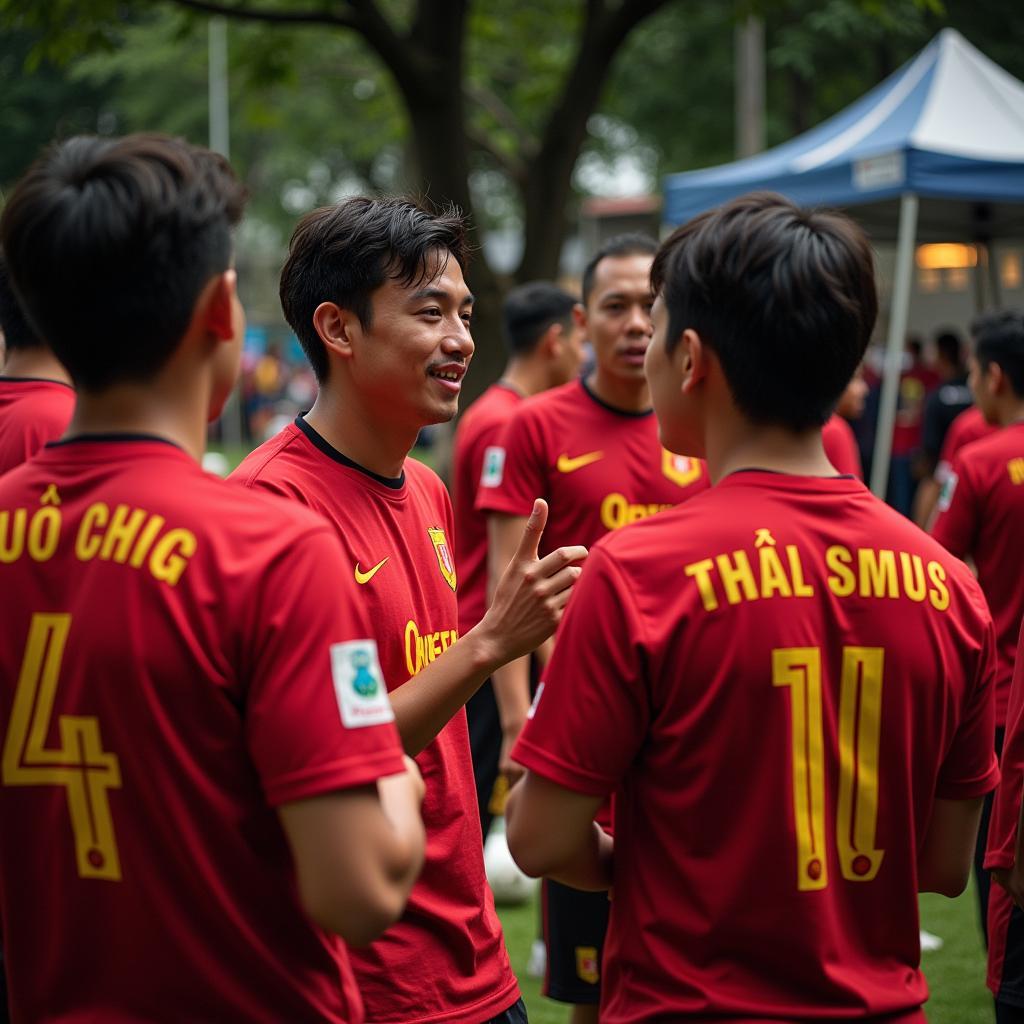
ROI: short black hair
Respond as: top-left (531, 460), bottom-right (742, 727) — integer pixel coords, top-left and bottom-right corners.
top-left (0, 134), bottom-right (246, 392)
top-left (280, 197), bottom-right (469, 383)
top-left (934, 329), bottom-right (963, 367)
top-left (502, 281), bottom-right (577, 357)
top-left (651, 192), bottom-right (878, 432)
top-left (0, 255), bottom-right (41, 352)
top-left (581, 233), bottom-right (657, 306)
top-left (975, 309), bottom-right (1024, 396)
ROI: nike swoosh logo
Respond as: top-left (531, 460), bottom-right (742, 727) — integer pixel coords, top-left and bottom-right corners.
top-left (354, 557), bottom-right (389, 585)
top-left (557, 451), bottom-right (604, 473)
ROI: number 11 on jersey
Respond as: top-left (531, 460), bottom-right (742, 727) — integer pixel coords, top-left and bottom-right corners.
top-left (773, 645), bottom-right (885, 892)
top-left (2, 613), bottom-right (122, 881)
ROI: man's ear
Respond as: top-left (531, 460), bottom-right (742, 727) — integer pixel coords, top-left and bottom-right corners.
top-left (204, 269), bottom-right (238, 341)
top-left (988, 361), bottom-right (1007, 396)
top-left (572, 302), bottom-right (586, 333)
top-left (312, 301), bottom-right (362, 361)
top-left (540, 322), bottom-right (563, 360)
top-left (678, 328), bottom-right (708, 394)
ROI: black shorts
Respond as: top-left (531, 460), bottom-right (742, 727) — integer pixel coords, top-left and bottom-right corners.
top-left (466, 679), bottom-right (502, 841)
top-left (542, 878), bottom-right (609, 1005)
top-left (990, 885), bottom-right (1024, 1010)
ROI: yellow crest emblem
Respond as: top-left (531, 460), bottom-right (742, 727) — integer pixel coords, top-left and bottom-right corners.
top-left (662, 448), bottom-right (702, 487)
top-left (575, 945), bottom-right (600, 985)
top-left (427, 527), bottom-right (457, 591)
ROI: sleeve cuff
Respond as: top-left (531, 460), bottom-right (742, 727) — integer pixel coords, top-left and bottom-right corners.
top-left (512, 735), bottom-right (614, 798)
top-left (935, 757), bottom-right (1000, 801)
top-left (263, 746), bottom-right (406, 807)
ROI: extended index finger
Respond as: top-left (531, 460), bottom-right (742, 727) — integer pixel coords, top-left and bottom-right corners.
top-left (514, 498), bottom-right (548, 562)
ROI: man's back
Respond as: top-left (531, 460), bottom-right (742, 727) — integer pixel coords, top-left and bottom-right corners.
top-left (0, 377), bottom-right (73, 473)
top-left (518, 471), bottom-right (997, 1022)
top-left (0, 437), bottom-right (403, 1023)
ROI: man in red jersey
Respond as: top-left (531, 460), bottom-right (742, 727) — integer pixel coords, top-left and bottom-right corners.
top-left (478, 234), bottom-right (707, 1022)
top-left (0, 134), bottom-right (427, 1024)
top-left (454, 280), bottom-right (583, 840)
top-left (233, 197), bottom-right (586, 1024)
top-left (986, 618), bottom-right (1024, 1024)
top-left (0, 255), bottom-right (74, 473)
top-left (507, 192), bottom-right (998, 1024)
top-left (932, 309), bottom-right (1024, 950)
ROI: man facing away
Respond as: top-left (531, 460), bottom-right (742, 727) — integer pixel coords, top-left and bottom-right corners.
top-left (454, 280), bottom-right (584, 840)
top-left (233, 197), bottom-right (586, 1024)
top-left (477, 233), bottom-right (708, 1021)
top-left (507, 192), bottom-right (998, 1023)
top-left (0, 134), bottom-right (425, 1023)
top-left (0, 254), bottom-right (74, 473)
top-left (932, 310), bottom-right (1024, 949)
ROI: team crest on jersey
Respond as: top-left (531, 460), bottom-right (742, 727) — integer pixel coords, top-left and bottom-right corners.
top-left (427, 526), bottom-right (457, 591)
top-left (662, 449), bottom-right (702, 487)
top-left (575, 946), bottom-right (600, 985)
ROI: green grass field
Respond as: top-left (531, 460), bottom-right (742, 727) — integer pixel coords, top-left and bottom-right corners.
top-left (497, 883), bottom-right (994, 1022)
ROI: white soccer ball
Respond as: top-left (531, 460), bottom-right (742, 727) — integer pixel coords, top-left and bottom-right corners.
top-left (484, 819), bottom-right (539, 906)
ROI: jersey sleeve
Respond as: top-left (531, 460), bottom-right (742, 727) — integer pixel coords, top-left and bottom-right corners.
top-left (935, 612), bottom-right (999, 800)
top-left (242, 524), bottom-right (406, 807)
top-left (512, 544), bottom-right (649, 795)
top-left (475, 406), bottom-right (547, 517)
top-left (930, 453), bottom-right (978, 559)
top-left (823, 419), bottom-right (863, 478)
top-left (987, 621), bottom-right (1024, 870)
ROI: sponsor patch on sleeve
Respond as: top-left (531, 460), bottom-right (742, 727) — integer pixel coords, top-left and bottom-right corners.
top-left (936, 470), bottom-right (958, 512)
top-left (330, 639), bottom-right (395, 729)
top-left (481, 446), bottom-right (506, 488)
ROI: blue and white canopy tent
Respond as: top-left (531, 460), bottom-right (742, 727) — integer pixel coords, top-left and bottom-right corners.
top-left (663, 29), bottom-right (1024, 497)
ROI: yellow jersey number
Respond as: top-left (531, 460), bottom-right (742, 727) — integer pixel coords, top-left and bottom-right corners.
top-left (2, 613), bottom-right (122, 880)
top-left (772, 646), bottom-right (884, 892)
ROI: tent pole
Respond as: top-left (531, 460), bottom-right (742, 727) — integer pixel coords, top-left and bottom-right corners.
top-left (870, 193), bottom-right (919, 499)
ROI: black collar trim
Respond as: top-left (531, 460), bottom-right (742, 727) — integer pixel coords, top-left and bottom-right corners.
top-left (47, 433), bottom-right (183, 450)
top-left (581, 376), bottom-right (652, 418)
top-left (0, 375), bottom-right (74, 389)
top-left (295, 415), bottom-right (405, 490)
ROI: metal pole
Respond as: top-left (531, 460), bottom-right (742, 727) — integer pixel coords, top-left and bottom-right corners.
top-left (870, 193), bottom-right (919, 499)
top-left (735, 14), bottom-right (765, 158)
top-left (208, 18), bottom-right (229, 158)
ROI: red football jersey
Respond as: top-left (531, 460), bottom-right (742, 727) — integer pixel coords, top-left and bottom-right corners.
top-left (515, 471), bottom-right (997, 1023)
top-left (476, 377), bottom-right (708, 554)
top-left (822, 413), bottom-right (863, 478)
top-left (0, 377), bottom-right (74, 474)
top-left (931, 423), bottom-right (1024, 724)
top-left (233, 417), bottom-right (519, 1024)
top-left (986, 618), bottom-right (1024, 995)
top-left (453, 382), bottom-right (523, 633)
top-left (0, 436), bottom-right (406, 1024)
top-left (935, 406), bottom-right (997, 486)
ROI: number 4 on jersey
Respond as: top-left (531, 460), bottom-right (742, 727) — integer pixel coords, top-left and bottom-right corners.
top-left (2, 613), bottom-right (122, 881)
top-left (773, 646), bottom-right (884, 892)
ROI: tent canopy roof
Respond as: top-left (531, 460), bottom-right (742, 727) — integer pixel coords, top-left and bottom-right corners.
top-left (664, 29), bottom-right (1024, 233)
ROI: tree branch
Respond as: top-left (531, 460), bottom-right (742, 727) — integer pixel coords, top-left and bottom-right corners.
top-left (169, 0), bottom-right (359, 30)
top-left (464, 82), bottom-right (539, 159)
top-left (465, 125), bottom-right (528, 187)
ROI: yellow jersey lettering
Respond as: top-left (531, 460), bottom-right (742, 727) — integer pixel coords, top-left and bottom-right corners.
top-left (1008, 458), bottom-right (1024, 485)
top-left (786, 546), bottom-right (814, 596)
top-left (600, 493), bottom-right (627, 530)
top-left (899, 552), bottom-right (927, 603)
top-left (825, 545), bottom-right (855, 597)
top-left (27, 504), bottom-right (61, 563)
top-left (147, 529), bottom-right (197, 587)
top-left (758, 545), bottom-right (793, 599)
top-left (927, 560), bottom-right (950, 611)
top-left (99, 504), bottom-right (148, 564)
top-left (0, 508), bottom-right (27, 564)
top-left (684, 558), bottom-right (719, 611)
top-left (716, 550), bottom-right (758, 606)
top-left (128, 515), bottom-right (167, 569)
top-left (75, 503), bottom-right (108, 561)
top-left (403, 621), bottom-right (459, 678)
top-left (405, 620), bottom-right (419, 677)
top-left (857, 548), bottom-right (899, 599)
